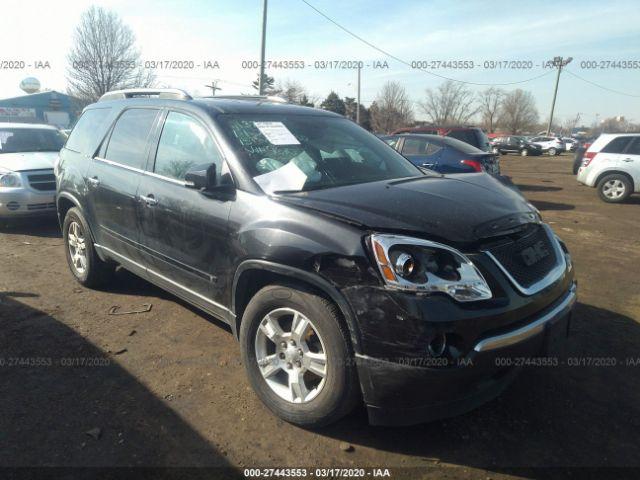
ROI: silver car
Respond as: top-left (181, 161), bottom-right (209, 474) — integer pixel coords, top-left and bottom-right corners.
top-left (0, 123), bottom-right (66, 219)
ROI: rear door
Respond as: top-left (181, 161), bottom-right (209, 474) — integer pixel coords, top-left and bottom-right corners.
top-left (621, 136), bottom-right (640, 191)
top-left (401, 137), bottom-right (442, 170)
top-left (137, 109), bottom-right (232, 314)
top-left (89, 107), bottom-right (161, 262)
top-left (596, 136), bottom-right (634, 172)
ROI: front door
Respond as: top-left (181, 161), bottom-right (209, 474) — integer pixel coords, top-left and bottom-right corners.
top-left (137, 110), bottom-right (232, 316)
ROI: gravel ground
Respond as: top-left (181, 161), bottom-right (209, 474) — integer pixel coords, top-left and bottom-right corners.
top-left (1, 154), bottom-right (639, 479)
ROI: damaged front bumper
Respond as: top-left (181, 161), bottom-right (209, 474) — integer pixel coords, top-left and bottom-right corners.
top-left (355, 283), bottom-right (575, 425)
top-left (340, 249), bottom-right (576, 426)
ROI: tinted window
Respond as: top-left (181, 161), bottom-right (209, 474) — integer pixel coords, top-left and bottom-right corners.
top-left (0, 128), bottom-right (66, 153)
top-left (624, 137), bottom-right (640, 155)
top-left (65, 108), bottom-right (111, 155)
top-left (106, 108), bottom-right (158, 169)
top-left (402, 138), bottom-right (428, 155)
top-left (154, 111), bottom-right (223, 181)
top-left (425, 143), bottom-right (442, 155)
top-left (602, 136), bottom-right (633, 154)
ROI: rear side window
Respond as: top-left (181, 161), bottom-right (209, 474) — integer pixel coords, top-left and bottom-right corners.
top-left (402, 138), bottom-right (427, 155)
top-left (624, 137), bottom-right (640, 155)
top-left (65, 108), bottom-right (111, 155)
top-left (601, 136), bottom-right (633, 154)
top-left (154, 111), bottom-right (223, 181)
top-left (105, 108), bottom-right (159, 169)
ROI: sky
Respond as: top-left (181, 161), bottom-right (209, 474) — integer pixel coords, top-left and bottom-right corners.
top-left (1, 0), bottom-right (639, 126)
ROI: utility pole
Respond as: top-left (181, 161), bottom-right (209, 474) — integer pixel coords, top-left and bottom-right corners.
top-left (546, 56), bottom-right (572, 135)
top-left (204, 80), bottom-right (221, 96)
top-left (258, 0), bottom-right (268, 95)
top-left (356, 65), bottom-right (361, 125)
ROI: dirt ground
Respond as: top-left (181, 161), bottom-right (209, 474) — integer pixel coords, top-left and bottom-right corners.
top-left (1, 154), bottom-right (639, 479)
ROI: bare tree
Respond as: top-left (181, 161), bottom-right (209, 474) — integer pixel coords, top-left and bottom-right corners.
top-left (67, 6), bottom-right (155, 102)
top-left (477, 87), bottom-right (504, 133)
top-left (419, 80), bottom-right (477, 125)
top-left (275, 79), bottom-right (309, 104)
top-left (498, 89), bottom-right (539, 134)
top-left (369, 81), bottom-right (414, 133)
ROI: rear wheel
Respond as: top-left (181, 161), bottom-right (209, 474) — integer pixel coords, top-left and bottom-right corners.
top-left (63, 207), bottom-right (114, 287)
top-left (240, 284), bottom-right (359, 428)
top-left (491, 147), bottom-right (499, 155)
top-left (548, 147), bottom-right (557, 156)
top-left (520, 149), bottom-right (529, 157)
top-left (597, 174), bottom-right (632, 203)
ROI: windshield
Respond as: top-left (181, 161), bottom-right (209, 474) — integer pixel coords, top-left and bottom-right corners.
top-left (0, 128), bottom-right (66, 153)
top-left (218, 114), bottom-right (420, 194)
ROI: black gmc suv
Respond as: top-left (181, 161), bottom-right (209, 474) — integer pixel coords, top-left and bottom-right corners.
top-left (56, 89), bottom-right (576, 427)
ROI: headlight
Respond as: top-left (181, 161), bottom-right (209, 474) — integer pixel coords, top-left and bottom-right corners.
top-left (0, 172), bottom-right (22, 188)
top-left (370, 234), bottom-right (492, 302)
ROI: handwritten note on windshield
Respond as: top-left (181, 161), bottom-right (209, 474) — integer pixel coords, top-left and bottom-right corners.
top-left (254, 122), bottom-right (300, 145)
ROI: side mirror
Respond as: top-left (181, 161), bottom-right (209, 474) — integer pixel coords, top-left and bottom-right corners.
top-left (185, 164), bottom-right (216, 190)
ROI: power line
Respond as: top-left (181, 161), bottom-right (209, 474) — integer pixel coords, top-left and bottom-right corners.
top-left (299, 0), bottom-right (554, 87)
top-left (564, 69), bottom-right (640, 98)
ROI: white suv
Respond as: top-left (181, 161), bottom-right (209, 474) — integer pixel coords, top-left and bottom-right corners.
top-left (529, 136), bottom-right (564, 156)
top-left (576, 133), bottom-right (640, 203)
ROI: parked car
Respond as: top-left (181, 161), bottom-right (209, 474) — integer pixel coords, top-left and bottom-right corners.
top-left (529, 136), bottom-right (564, 156)
top-left (57, 89), bottom-right (576, 427)
top-left (391, 126), bottom-right (491, 152)
top-left (562, 137), bottom-right (578, 152)
top-left (576, 133), bottom-right (640, 203)
top-left (381, 134), bottom-right (500, 174)
top-left (0, 123), bottom-right (66, 219)
top-left (491, 135), bottom-right (543, 156)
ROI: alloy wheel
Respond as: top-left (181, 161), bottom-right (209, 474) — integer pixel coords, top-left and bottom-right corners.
top-left (602, 179), bottom-right (626, 200)
top-left (254, 308), bottom-right (328, 404)
top-left (67, 221), bottom-right (87, 275)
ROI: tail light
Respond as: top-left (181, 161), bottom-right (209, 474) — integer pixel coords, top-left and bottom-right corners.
top-left (583, 151), bottom-right (597, 167)
top-left (460, 159), bottom-right (483, 172)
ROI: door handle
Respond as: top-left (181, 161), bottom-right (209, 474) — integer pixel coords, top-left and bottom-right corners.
top-left (623, 158), bottom-right (634, 162)
top-left (140, 194), bottom-right (158, 206)
top-left (87, 176), bottom-right (100, 187)
top-left (422, 163), bottom-right (435, 168)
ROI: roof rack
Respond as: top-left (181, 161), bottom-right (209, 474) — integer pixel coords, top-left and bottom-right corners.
top-left (204, 95), bottom-right (288, 104)
top-left (98, 88), bottom-right (192, 102)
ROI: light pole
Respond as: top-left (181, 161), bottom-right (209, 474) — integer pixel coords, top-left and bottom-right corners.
top-left (356, 65), bottom-right (361, 124)
top-left (258, 0), bottom-right (268, 95)
top-left (546, 56), bottom-right (572, 135)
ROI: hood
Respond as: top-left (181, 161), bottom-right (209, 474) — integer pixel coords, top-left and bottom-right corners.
top-left (0, 152), bottom-right (59, 172)
top-left (273, 174), bottom-right (538, 244)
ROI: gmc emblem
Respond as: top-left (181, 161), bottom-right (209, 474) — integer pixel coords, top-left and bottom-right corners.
top-left (520, 241), bottom-right (550, 266)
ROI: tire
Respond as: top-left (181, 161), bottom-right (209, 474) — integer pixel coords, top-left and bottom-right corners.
top-left (520, 149), bottom-right (529, 157)
top-left (63, 207), bottom-right (114, 287)
top-left (597, 174), bottom-right (632, 203)
top-left (240, 284), bottom-right (359, 428)
top-left (548, 148), bottom-right (557, 156)
top-left (491, 147), bottom-right (499, 155)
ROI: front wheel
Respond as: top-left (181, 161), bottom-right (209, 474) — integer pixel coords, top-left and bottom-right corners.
top-left (520, 149), bottom-right (529, 157)
top-left (240, 285), bottom-right (359, 428)
top-left (491, 147), bottom-right (500, 155)
top-left (597, 174), bottom-right (632, 203)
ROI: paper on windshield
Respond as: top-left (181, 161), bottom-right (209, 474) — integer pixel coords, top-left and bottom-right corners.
top-left (254, 160), bottom-right (307, 194)
top-left (254, 122), bottom-right (300, 145)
